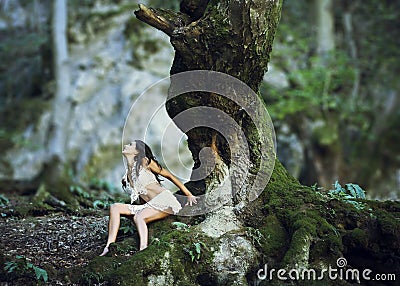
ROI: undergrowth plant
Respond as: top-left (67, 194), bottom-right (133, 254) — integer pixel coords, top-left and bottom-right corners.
top-left (150, 236), bottom-right (171, 247)
top-left (69, 185), bottom-right (91, 199)
top-left (185, 241), bottom-right (208, 262)
top-left (89, 178), bottom-right (116, 192)
top-left (119, 217), bottom-right (137, 235)
top-left (92, 198), bottom-right (113, 209)
top-left (245, 227), bottom-right (266, 248)
top-left (82, 271), bottom-right (103, 285)
top-left (4, 255), bottom-right (48, 283)
top-left (171, 221), bottom-right (190, 232)
top-left (0, 193), bottom-right (9, 207)
top-left (328, 181), bottom-right (369, 210)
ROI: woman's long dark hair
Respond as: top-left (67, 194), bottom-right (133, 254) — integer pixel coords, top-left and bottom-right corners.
top-left (134, 140), bottom-right (163, 184)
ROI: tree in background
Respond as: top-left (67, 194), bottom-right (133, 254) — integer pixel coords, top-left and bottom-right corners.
top-left (32, 0), bottom-right (80, 209)
top-left (262, 0), bottom-right (400, 198)
top-left (45, 0), bottom-right (71, 182)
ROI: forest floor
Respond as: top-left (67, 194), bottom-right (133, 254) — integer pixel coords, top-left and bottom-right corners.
top-left (0, 192), bottom-right (137, 285)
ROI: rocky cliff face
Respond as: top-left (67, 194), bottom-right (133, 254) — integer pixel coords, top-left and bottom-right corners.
top-left (0, 0), bottom-right (191, 190)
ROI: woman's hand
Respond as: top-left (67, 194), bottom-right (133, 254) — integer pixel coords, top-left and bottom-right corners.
top-left (185, 195), bottom-right (198, 206)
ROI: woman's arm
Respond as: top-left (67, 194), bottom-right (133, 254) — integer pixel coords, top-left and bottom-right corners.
top-left (148, 160), bottom-right (197, 206)
top-left (148, 160), bottom-right (193, 197)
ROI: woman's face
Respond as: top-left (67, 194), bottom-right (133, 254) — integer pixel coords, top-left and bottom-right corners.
top-left (122, 141), bottom-right (139, 156)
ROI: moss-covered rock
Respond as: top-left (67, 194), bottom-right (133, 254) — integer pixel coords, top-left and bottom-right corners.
top-left (74, 213), bottom-right (263, 285)
top-left (74, 221), bottom-right (215, 285)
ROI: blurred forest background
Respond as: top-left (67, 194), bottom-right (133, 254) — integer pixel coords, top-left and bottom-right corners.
top-left (0, 0), bottom-right (399, 200)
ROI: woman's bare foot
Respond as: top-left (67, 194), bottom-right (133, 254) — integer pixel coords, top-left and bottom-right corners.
top-left (99, 246), bottom-right (109, 256)
top-left (139, 245), bottom-right (148, 251)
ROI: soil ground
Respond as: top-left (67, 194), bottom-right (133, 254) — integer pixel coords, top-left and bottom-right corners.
top-left (0, 192), bottom-right (137, 285)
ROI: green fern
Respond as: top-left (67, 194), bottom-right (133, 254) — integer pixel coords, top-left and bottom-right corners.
top-left (171, 221), bottom-right (190, 231)
top-left (185, 241), bottom-right (208, 262)
top-left (0, 194), bottom-right (9, 207)
top-left (328, 181), bottom-right (368, 210)
top-left (4, 255), bottom-right (48, 283)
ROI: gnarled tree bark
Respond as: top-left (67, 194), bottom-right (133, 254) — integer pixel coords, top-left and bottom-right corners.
top-left (136, 1), bottom-right (282, 283)
top-left (136, 0), bottom-right (280, 206)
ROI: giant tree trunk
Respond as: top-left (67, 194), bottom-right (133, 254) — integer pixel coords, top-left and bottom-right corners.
top-left (136, 0), bottom-right (281, 202)
top-left (136, 1), bottom-right (281, 282)
top-left (81, 1), bottom-right (400, 285)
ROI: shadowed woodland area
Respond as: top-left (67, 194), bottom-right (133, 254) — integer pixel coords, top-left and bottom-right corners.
top-left (0, 0), bottom-right (399, 285)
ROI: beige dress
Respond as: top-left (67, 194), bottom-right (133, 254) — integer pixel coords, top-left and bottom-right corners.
top-left (122, 163), bottom-right (182, 215)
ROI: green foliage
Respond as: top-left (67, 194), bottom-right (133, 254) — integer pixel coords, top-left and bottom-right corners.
top-left (120, 225), bottom-right (136, 235)
top-left (69, 178), bottom-right (124, 210)
top-left (328, 181), bottom-right (368, 210)
top-left (89, 178), bottom-right (116, 192)
top-left (69, 0), bottom-right (97, 8)
top-left (119, 217), bottom-right (137, 235)
top-left (263, 0), bottom-right (400, 196)
top-left (92, 199), bottom-right (111, 209)
top-left (150, 237), bottom-right (171, 247)
top-left (69, 185), bottom-right (91, 199)
top-left (329, 181), bottom-right (366, 199)
top-left (0, 193), bottom-right (9, 207)
top-left (168, 221), bottom-right (210, 262)
top-left (345, 183), bottom-right (367, 199)
top-left (245, 227), bottom-right (266, 248)
top-left (161, 223), bottom-right (212, 263)
top-left (69, 183), bottom-right (121, 210)
top-left (171, 221), bottom-right (190, 232)
top-left (82, 270), bottom-right (104, 285)
top-left (33, 267), bottom-right (48, 283)
top-left (263, 51), bottom-right (357, 122)
top-left (355, 0), bottom-right (400, 77)
top-left (115, 241), bottom-right (137, 254)
top-left (185, 241), bottom-right (208, 262)
top-left (0, 129), bottom-right (35, 149)
top-left (4, 255), bottom-right (48, 283)
top-left (310, 183), bottom-right (323, 192)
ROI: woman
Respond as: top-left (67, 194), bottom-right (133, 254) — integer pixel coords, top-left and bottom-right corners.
top-left (100, 140), bottom-right (197, 256)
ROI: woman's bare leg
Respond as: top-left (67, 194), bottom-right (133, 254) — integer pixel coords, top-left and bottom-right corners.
top-left (100, 203), bottom-right (132, 256)
top-left (133, 208), bottom-right (169, 250)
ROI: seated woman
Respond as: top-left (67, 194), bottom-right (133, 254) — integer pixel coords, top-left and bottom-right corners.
top-left (100, 139), bottom-right (197, 256)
